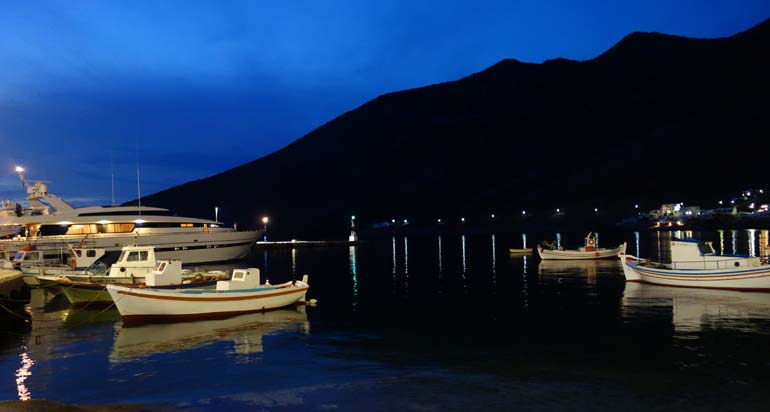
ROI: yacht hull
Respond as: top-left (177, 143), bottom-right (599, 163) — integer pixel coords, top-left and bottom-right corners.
top-left (0, 230), bottom-right (260, 265)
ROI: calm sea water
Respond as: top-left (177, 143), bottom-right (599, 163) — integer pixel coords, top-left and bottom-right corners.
top-left (2, 229), bottom-right (770, 411)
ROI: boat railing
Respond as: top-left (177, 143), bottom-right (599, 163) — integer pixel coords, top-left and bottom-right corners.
top-left (670, 258), bottom-right (758, 270)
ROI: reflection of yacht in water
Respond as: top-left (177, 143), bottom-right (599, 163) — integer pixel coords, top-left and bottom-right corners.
top-left (0, 167), bottom-right (261, 264)
top-left (110, 307), bottom-right (309, 362)
top-left (622, 282), bottom-right (770, 332)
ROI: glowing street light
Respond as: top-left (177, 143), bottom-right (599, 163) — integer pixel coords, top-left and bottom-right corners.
top-left (461, 217), bottom-right (465, 223)
top-left (490, 214), bottom-right (495, 219)
top-left (556, 208), bottom-right (560, 213)
top-left (15, 166), bottom-right (24, 173)
top-left (634, 204), bottom-right (639, 209)
top-left (261, 216), bottom-right (269, 241)
top-left (594, 208), bottom-right (598, 213)
top-left (522, 210), bottom-right (526, 215)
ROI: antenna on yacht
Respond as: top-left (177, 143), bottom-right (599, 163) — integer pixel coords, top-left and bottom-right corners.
top-left (135, 143), bottom-right (142, 215)
top-left (110, 152), bottom-right (116, 206)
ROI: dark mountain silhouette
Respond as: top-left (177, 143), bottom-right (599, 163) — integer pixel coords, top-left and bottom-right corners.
top-left (135, 18), bottom-right (770, 238)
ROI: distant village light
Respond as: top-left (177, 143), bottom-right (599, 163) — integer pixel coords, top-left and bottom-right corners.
top-left (437, 218), bottom-right (442, 223)
top-left (391, 219), bottom-right (396, 223)
top-left (594, 208), bottom-right (598, 212)
top-left (634, 204), bottom-right (639, 209)
top-left (403, 219), bottom-right (408, 224)
top-left (461, 217), bottom-right (465, 222)
top-left (491, 214), bottom-right (495, 219)
top-left (522, 210), bottom-right (526, 215)
top-left (556, 208), bottom-right (560, 213)
top-left (719, 200), bottom-right (723, 205)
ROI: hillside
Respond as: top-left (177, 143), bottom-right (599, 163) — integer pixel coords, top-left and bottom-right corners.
top-left (136, 18), bottom-right (770, 238)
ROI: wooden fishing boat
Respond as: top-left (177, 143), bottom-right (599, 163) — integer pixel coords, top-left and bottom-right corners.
top-left (54, 257), bottom-right (227, 305)
top-left (537, 232), bottom-right (626, 260)
top-left (107, 269), bottom-right (309, 323)
top-left (619, 239), bottom-right (770, 291)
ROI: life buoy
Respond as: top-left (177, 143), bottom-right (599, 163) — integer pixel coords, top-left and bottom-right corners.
top-left (594, 252), bottom-right (601, 257)
top-left (587, 238), bottom-right (595, 247)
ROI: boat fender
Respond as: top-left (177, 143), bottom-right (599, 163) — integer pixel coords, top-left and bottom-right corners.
top-left (70, 259), bottom-right (77, 270)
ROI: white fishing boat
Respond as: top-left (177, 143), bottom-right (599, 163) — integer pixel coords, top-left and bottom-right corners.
top-left (18, 245), bottom-right (108, 286)
top-left (0, 167), bottom-right (261, 265)
top-left (55, 257), bottom-right (227, 306)
top-left (107, 269), bottom-right (309, 323)
top-left (619, 239), bottom-right (770, 291)
top-left (537, 233), bottom-right (626, 260)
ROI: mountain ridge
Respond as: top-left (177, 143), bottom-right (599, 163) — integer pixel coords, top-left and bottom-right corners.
top-left (135, 17), bottom-right (770, 238)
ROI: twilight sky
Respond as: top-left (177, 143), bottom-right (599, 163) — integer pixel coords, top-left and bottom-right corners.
top-left (1, 1), bottom-right (768, 207)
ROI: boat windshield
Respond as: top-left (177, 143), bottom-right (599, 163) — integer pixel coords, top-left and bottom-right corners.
top-left (697, 242), bottom-right (715, 255)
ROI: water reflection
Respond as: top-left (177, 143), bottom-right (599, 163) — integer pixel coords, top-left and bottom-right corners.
top-left (403, 236), bottom-right (409, 293)
top-left (555, 233), bottom-right (560, 250)
top-left (634, 231), bottom-right (640, 257)
top-left (748, 229), bottom-right (756, 257)
top-left (461, 235), bottom-right (468, 293)
top-left (110, 307), bottom-right (309, 363)
top-left (622, 282), bottom-right (770, 333)
top-left (391, 236), bottom-right (397, 295)
top-left (437, 235), bottom-right (443, 277)
top-left (761, 230), bottom-right (769, 259)
top-left (291, 248), bottom-right (297, 276)
top-left (491, 234), bottom-right (497, 291)
top-left (538, 259), bottom-right (620, 286)
top-left (15, 343), bottom-right (33, 401)
top-left (349, 245), bottom-right (358, 310)
top-left (731, 229), bottom-right (738, 254)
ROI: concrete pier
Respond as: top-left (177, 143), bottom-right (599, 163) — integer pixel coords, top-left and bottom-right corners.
top-left (0, 269), bottom-right (24, 299)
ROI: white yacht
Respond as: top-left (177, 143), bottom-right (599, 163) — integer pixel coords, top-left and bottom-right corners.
top-left (0, 167), bottom-right (262, 265)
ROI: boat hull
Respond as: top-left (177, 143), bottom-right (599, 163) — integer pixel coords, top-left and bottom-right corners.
top-left (60, 280), bottom-right (218, 306)
top-left (621, 259), bottom-right (770, 291)
top-left (0, 229), bottom-right (261, 265)
top-left (107, 281), bottom-right (309, 323)
top-left (537, 243), bottom-right (626, 260)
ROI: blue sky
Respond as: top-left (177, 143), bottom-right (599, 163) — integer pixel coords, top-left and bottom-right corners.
top-left (1, 1), bottom-right (768, 206)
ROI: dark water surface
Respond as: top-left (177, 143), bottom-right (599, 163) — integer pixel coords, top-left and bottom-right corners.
top-left (2, 229), bottom-right (770, 411)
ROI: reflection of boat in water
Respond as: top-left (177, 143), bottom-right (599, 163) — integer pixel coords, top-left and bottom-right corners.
top-left (538, 233), bottom-right (626, 260)
top-left (110, 306), bottom-right (308, 362)
top-left (509, 248), bottom-right (533, 255)
top-left (622, 282), bottom-right (770, 332)
top-left (538, 258), bottom-right (622, 286)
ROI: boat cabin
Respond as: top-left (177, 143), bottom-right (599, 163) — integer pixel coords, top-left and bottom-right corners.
top-left (144, 260), bottom-right (184, 286)
top-left (68, 247), bottom-right (107, 271)
top-left (108, 245), bottom-right (159, 278)
top-left (216, 268), bottom-right (262, 291)
top-left (670, 239), bottom-right (761, 269)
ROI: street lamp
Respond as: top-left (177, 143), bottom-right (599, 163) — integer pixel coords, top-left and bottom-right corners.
top-left (261, 216), bottom-right (269, 241)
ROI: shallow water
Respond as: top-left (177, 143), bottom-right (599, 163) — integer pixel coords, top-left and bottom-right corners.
top-left (2, 229), bottom-right (770, 411)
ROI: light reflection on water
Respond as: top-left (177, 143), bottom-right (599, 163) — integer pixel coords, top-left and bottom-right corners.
top-left (4, 229), bottom-right (770, 410)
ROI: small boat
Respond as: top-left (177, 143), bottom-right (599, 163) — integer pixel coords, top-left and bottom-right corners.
top-left (20, 245), bottom-right (109, 286)
top-left (537, 233), bottom-right (626, 260)
top-left (619, 239), bottom-right (770, 291)
top-left (107, 269), bottom-right (310, 323)
top-left (56, 259), bottom-right (226, 306)
top-left (509, 248), bottom-right (533, 254)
